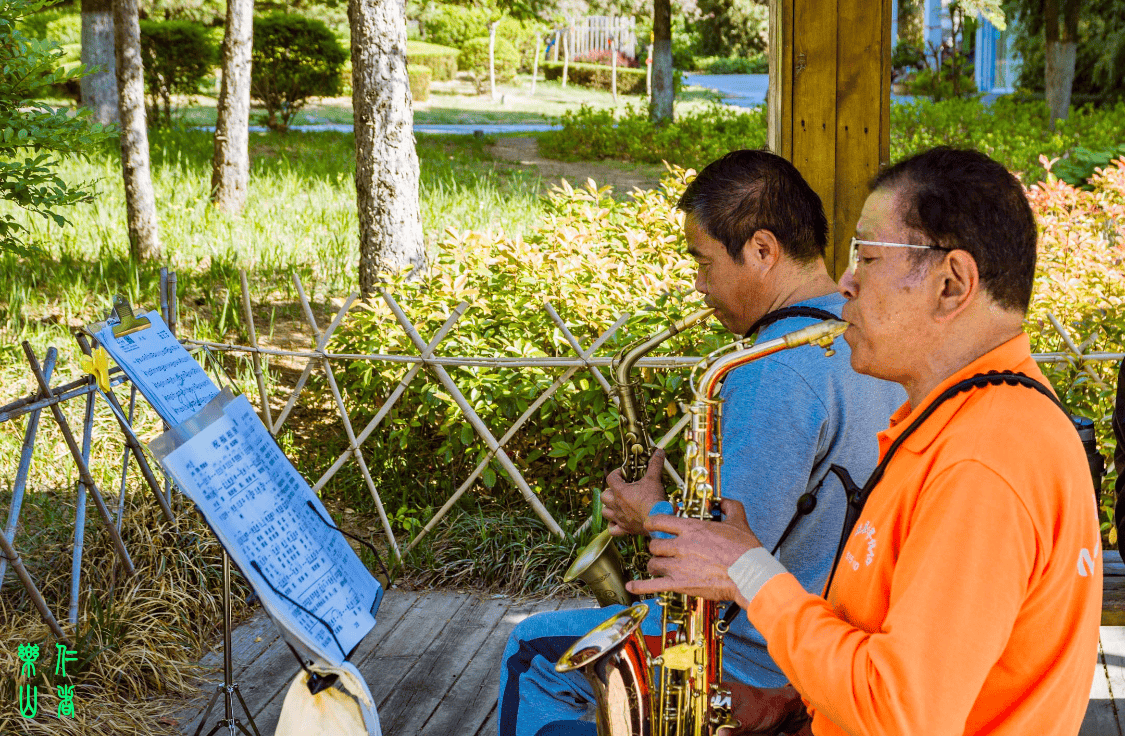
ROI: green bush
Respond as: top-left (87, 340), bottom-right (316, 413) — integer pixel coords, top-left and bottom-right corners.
top-left (328, 167), bottom-right (732, 545)
top-left (407, 40), bottom-right (459, 81)
top-left (251, 13), bottom-right (347, 132)
top-left (1053, 144), bottom-right (1125, 189)
top-left (43, 12), bottom-right (80, 46)
top-left (419, 2), bottom-right (489, 48)
top-left (694, 54), bottom-right (768, 74)
top-left (538, 103), bottom-right (767, 170)
top-left (139, 20), bottom-right (218, 127)
top-left (890, 97), bottom-right (1125, 182)
top-left (541, 62), bottom-right (647, 94)
top-left (458, 36), bottom-right (518, 94)
top-left (495, 15), bottom-right (546, 73)
top-left (409, 64), bottom-right (432, 102)
top-left (694, 0), bottom-right (769, 58)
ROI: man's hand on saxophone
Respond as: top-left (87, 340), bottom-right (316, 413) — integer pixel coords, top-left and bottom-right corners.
top-left (602, 448), bottom-right (668, 536)
top-left (625, 498), bottom-right (762, 604)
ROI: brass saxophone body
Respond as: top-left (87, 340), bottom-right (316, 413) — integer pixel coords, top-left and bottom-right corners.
top-left (564, 308), bottom-right (716, 607)
top-left (558, 319), bottom-right (848, 736)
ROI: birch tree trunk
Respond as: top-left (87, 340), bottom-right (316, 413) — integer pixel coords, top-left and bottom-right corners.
top-left (211, 0), bottom-right (254, 213)
top-left (1044, 0), bottom-right (1080, 128)
top-left (81, 0), bottom-right (118, 125)
top-left (650, 0), bottom-right (673, 123)
top-left (350, 0), bottom-right (425, 295)
top-left (113, 0), bottom-right (160, 260)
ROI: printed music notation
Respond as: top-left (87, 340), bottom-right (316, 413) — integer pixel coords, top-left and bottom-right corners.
top-left (150, 389), bottom-right (380, 665)
top-left (93, 311), bottom-right (218, 426)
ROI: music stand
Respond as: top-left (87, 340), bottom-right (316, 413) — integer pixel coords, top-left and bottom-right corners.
top-left (192, 550), bottom-right (261, 736)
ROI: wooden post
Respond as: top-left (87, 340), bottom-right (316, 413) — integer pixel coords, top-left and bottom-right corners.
top-left (768, 0), bottom-right (892, 279)
top-left (610, 33), bottom-right (618, 102)
top-left (532, 34), bottom-right (541, 94)
top-left (562, 27), bottom-right (570, 87)
top-left (489, 21), bottom-right (498, 101)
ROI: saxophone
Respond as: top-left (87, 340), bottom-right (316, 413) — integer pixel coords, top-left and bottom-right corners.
top-left (557, 319), bottom-right (848, 736)
top-left (563, 307), bottom-right (716, 606)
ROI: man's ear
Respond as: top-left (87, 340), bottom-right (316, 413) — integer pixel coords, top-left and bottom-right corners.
top-left (745, 230), bottom-right (782, 270)
top-left (935, 249), bottom-right (979, 321)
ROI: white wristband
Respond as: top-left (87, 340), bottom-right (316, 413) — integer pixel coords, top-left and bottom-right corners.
top-left (728, 547), bottom-right (788, 605)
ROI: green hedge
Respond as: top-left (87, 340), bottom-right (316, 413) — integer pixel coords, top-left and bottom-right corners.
top-left (407, 40), bottom-right (458, 81)
top-left (541, 61), bottom-right (647, 94)
top-left (409, 65), bottom-right (432, 102)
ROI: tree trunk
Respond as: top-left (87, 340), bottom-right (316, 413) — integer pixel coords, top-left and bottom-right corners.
top-left (650, 0), bottom-right (673, 123)
top-left (350, 0), bottom-right (426, 295)
top-left (81, 0), bottom-right (118, 125)
top-left (1044, 0), bottom-right (1079, 127)
top-left (113, 0), bottom-right (160, 260)
top-left (211, 0), bottom-right (254, 214)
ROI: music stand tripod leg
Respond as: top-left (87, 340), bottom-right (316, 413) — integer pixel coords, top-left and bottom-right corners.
top-left (194, 550), bottom-right (262, 736)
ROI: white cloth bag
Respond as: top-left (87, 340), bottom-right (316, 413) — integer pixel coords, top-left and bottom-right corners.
top-left (275, 661), bottom-right (382, 736)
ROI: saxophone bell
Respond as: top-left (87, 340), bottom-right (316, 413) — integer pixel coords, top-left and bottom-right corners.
top-left (557, 603), bottom-right (654, 736)
top-left (563, 528), bottom-right (638, 607)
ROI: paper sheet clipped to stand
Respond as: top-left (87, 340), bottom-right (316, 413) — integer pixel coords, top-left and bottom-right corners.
top-left (89, 303), bottom-right (383, 733)
top-left (92, 310), bottom-right (220, 426)
top-left (149, 389), bottom-right (382, 666)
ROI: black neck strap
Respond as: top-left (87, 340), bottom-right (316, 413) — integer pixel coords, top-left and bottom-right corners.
top-left (744, 305), bottom-right (839, 339)
top-left (823, 370), bottom-right (1066, 594)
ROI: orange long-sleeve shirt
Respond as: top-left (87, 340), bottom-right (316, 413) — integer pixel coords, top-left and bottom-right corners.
top-left (745, 334), bottom-right (1102, 736)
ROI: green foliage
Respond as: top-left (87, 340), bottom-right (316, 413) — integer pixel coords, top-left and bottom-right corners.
top-left (538, 103), bottom-right (767, 169)
top-left (495, 14), bottom-right (545, 72)
top-left (251, 13), bottom-right (347, 133)
top-left (541, 61), bottom-right (647, 94)
top-left (693, 0), bottom-right (769, 58)
top-left (1052, 144), bottom-right (1125, 188)
top-left (42, 11), bottom-right (78, 45)
top-left (458, 36), bottom-right (519, 94)
top-left (693, 54), bottom-right (768, 74)
top-left (328, 169), bottom-right (732, 542)
top-left (407, 39), bottom-right (459, 81)
top-left (409, 64), bottom-right (432, 102)
top-left (890, 97), bottom-right (1125, 182)
top-left (892, 39), bottom-right (926, 71)
top-left (419, 2), bottom-right (491, 48)
top-left (1024, 159), bottom-right (1125, 543)
top-left (139, 20), bottom-right (218, 128)
top-left (901, 64), bottom-right (977, 101)
top-left (0, 0), bottom-right (111, 257)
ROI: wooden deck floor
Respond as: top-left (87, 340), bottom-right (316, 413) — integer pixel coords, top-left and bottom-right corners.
top-left (171, 556), bottom-right (1125, 736)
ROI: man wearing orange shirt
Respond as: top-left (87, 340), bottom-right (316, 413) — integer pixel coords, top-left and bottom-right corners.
top-left (628, 147), bottom-right (1103, 736)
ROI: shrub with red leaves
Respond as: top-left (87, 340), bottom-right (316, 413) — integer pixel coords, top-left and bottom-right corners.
top-left (572, 49), bottom-right (637, 68)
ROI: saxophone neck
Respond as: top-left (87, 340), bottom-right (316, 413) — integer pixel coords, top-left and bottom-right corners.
top-left (613, 307), bottom-right (715, 483)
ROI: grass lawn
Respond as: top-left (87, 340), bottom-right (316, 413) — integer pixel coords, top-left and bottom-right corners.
top-left (169, 75), bottom-right (731, 128)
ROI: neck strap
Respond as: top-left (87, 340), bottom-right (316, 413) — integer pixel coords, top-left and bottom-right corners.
top-left (744, 305), bottom-right (838, 339)
top-left (823, 371), bottom-right (1066, 594)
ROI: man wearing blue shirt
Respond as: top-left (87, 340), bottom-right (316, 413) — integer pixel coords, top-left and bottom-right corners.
top-left (497, 150), bottom-right (905, 736)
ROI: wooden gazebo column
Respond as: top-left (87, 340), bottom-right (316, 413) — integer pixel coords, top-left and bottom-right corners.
top-left (768, 0), bottom-right (893, 279)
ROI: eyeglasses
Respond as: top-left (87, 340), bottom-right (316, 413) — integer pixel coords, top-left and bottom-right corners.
top-left (847, 237), bottom-right (952, 273)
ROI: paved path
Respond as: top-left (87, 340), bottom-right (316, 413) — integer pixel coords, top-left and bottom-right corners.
top-left (169, 567), bottom-right (1125, 736)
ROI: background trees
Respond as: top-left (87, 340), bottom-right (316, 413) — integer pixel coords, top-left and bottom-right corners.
top-left (0, 0), bottom-right (111, 257)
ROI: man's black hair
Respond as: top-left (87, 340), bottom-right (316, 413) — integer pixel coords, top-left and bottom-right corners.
top-left (872, 146), bottom-right (1038, 313)
top-left (677, 149), bottom-right (828, 264)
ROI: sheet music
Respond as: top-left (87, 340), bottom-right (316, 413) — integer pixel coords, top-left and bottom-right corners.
top-left (93, 311), bottom-right (218, 426)
top-left (150, 390), bottom-right (380, 666)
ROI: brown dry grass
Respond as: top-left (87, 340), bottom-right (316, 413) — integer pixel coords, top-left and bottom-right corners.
top-left (0, 491), bottom-right (249, 735)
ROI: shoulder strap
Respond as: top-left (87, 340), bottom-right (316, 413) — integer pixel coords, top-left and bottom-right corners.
top-left (744, 305), bottom-right (838, 339)
top-left (823, 371), bottom-right (1066, 594)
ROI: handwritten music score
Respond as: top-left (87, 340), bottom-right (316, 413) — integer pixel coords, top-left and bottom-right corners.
top-left (93, 311), bottom-right (218, 426)
top-left (151, 389), bottom-right (380, 666)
